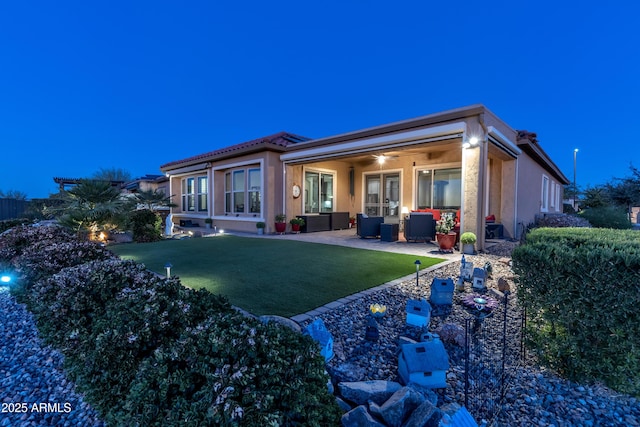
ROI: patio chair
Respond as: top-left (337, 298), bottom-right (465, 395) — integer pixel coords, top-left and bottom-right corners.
top-left (356, 214), bottom-right (384, 238)
top-left (403, 212), bottom-right (435, 242)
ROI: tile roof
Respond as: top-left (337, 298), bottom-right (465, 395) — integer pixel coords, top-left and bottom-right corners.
top-left (160, 131), bottom-right (311, 170)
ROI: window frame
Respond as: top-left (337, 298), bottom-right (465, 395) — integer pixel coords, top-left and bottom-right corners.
top-left (415, 166), bottom-right (462, 210)
top-left (541, 174), bottom-right (549, 212)
top-left (304, 168), bottom-right (336, 214)
top-left (224, 166), bottom-right (262, 215)
top-left (181, 175), bottom-right (208, 212)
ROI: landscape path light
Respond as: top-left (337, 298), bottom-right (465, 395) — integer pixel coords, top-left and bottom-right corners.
top-left (164, 262), bottom-right (173, 278)
top-left (414, 260), bottom-right (421, 287)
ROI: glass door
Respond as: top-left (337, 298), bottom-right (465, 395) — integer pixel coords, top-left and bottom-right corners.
top-left (365, 173), bottom-right (400, 222)
top-left (305, 170), bottom-right (335, 213)
top-left (383, 174), bottom-right (399, 223)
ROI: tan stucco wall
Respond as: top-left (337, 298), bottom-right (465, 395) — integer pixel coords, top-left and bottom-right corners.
top-left (516, 154), bottom-right (564, 233)
top-left (499, 159), bottom-right (517, 238)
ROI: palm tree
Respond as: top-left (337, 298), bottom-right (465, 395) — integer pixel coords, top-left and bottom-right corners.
top-left (53, 180), bottom-right (130, 239)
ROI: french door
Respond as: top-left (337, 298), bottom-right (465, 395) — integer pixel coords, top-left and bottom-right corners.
top-left (364, 173), bottom-right (400, 222)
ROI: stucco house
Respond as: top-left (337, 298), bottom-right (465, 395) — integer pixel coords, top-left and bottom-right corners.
top-left (159, 104), bottom-right (568, 249)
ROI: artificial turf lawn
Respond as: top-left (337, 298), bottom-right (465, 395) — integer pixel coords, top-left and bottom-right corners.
top-left (109, 235), bottom-right (444, 317)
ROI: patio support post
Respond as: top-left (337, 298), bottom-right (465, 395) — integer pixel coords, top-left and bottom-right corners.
top-left (462, 127), bottom-right (487, 250)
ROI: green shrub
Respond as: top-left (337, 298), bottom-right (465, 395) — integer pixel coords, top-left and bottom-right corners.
top-left (578, 206), bottom-right (632, 229)
top-left (11, 240), bottom-right (115, 299)
top-left (513, 228), bottom-right (640, 396)
top-left (128, 209), bottom-right (162, 242)
top-left (0, 224), bottom-right (79, 262)
top-left (28, 259), bottom-right (231, 414)
top-left (115, 314), bottom-right (342, 426)
top-left (1, 227), bottom-right (343, 424)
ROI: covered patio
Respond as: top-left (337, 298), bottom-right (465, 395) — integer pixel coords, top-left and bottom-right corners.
top-left (280, 105), bottom-right (521, 250)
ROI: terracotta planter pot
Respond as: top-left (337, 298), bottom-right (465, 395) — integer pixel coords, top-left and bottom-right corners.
top-left (436, 232), bottom-right (457, 251)
top-left (275, 222), bottom-right (286, 234)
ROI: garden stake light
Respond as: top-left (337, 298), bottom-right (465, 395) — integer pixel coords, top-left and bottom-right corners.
top-left (415, 259), bottom-right (421, 287)
top-left (164, 262), bottom-right (172, 278)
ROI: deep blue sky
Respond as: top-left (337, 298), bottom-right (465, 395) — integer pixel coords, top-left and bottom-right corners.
top-left (1, 1), bottom-right (638, 198)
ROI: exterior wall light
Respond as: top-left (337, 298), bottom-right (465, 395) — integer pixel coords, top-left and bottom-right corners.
top-left (462, 136), bottom-right (480, 149)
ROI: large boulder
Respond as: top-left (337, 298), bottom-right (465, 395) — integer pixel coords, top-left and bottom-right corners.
top-left (338, 380), bottom-right (402, 406)
top-left (402, 399), bottom-right (440, 427)
top-left (341, 405), bottom-right (386, 427)
top-left (377, 386), bottom-right (426, 427)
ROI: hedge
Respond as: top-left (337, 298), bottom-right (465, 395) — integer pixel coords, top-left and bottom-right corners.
top-left (3, 225), bottom-right (341, 425)
top-left (513, 227), bottom-right (640, 396)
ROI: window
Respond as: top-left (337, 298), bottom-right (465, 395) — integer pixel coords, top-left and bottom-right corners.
top-left (304, 170), bottom-right (335, 214)
top-left (416, 167), bottom-right (461, 209)
top-left (197, 177), bottom-right (208, 212)
top-left (556, 184), bottom-right (561, 211)
top-left (182, 178), bottom-right (195, 211)
top-left (541, 175), bottom-right (549, 212)
top-left (182, 176), bottom-right (208, 212)
top-left (224, 167), bottom-right (261, 214)
top-left (248, 169), bottom-right (261, 213)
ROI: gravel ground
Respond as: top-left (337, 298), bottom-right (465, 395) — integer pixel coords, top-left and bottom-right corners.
top-left (304, 242), bottom-right (640, 427)
top-left (0, 287), bottom-right (104, 427)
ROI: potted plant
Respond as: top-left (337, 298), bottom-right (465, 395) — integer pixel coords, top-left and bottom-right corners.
top-left (435, 213), bottom-right (457, 252)
top-left (204, 217), bottom-right (213, 229)
top-left (256, 221), bottom-right (266, 235)
top-left (275, 214), bottom-right (287, 234)
top-left (460, 232), bottom-right (477, 255)
top-left (349, 216), bottom-right (356, 228)
top-left (289, 217), bottom-right (305, 233)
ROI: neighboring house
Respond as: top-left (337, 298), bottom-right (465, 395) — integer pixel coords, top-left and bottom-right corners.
top-left (122, 174), bottom-right (169, 196)
top-left (160, 105), bottom-right (569, 249)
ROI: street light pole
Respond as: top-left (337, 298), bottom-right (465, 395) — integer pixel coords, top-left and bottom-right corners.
top-left (573, 148), bottom-right (579, 210)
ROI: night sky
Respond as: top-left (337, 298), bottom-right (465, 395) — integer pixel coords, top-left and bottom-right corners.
top-left (1, 1), bottom-right (638, 198)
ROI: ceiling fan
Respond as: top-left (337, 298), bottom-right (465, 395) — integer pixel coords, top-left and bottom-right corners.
top-left (372, 154), bottom-right (399, 165)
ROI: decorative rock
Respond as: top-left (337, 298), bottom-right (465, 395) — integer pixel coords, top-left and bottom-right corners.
top-left (338, 380), bottom-right (403, 406)
top-left (341, 405), bottom-right (386, 427)
top-left (402, 399), bottom-right (439, 427)
top-left (434, 323), bottom-right (466, 347)
top-left (335, 396), bottom-right (353, 412)
top-left (378, 386), bottom-right (426, 427)
top-left (497, 277), bottom-right (510, 293)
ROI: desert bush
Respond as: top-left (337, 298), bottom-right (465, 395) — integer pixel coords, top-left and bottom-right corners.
top-left (11, 240), bottom-right (115, 299)
top-left (28, 259), bottom-right (231, 413)
top-left (115, 314), bottom-right (342, 426)
top-left (0, 224), bottom-right (78, 262)
top-left (578, 206), bottom-right (632, 229)
top-left (513, 228), bottom-right (640, 396)
top-left (128, 209), bottom-right (162, 242)
top-left (2, 228), bottom-right (342, 424)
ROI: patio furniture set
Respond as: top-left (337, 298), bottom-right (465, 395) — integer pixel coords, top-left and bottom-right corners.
top-left (356, 212), bottom-right (439, 243)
